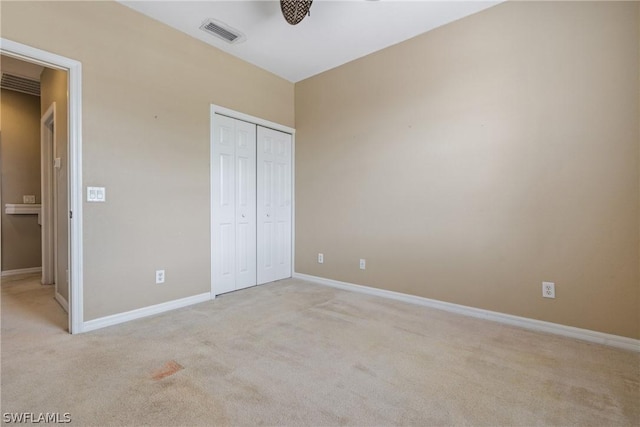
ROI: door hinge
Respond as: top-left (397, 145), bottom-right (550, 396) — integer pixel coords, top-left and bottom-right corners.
top-left (69, 211), bottom-right (73, 219)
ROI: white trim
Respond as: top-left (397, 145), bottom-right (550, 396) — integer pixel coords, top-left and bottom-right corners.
top-left (1, 267), bottom-right (43, 277)
top-left (82, 293), bottom-right (211, 333)
top-left (209, 104), bottom-right (296, 297)
top-left (209, 107), bottom-right (217, 300)
top-left (55, 291), bottom-right (69, 313)
top-left (41, 102), bottom-right (56, 287)
top-left (291, 133), bottom-right (296, 276)
top-left (68, 47), bottom-right (84, 335)
top-left (1, 38), bottom-right (84, 334)
top-left (294, 273), bottom-right (640, 353)
top-left (211, 105), bottom-right (295, 135)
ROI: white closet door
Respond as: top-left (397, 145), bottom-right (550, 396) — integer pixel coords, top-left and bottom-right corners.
top-left (234, 120), bottom-right (257, 290)
top-left (212, 114), bottom-right (257, 294)
top-left (257, 126), bottom-right (292, 285)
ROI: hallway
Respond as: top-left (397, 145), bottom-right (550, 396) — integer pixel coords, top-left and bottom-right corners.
top-left (1, 273), bottom-right (67, 335)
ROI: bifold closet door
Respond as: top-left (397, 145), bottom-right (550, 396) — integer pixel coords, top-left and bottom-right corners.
top-left (257, 126), bottom-right (292, 285)
top-left (212, 114), bottom-right (257, 294)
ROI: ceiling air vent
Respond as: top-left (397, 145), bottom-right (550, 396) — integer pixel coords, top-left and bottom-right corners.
top-left (200, 19), bottom-right (245, 44)
top-left (1, 73), bottom-right (40, 96)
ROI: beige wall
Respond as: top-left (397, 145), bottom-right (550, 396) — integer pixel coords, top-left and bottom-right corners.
top-left (295, 2), bottom-right (640, 339)
top-left (40, 68), bottom-right (69, 300)
top-left (1, 1), bottom-right (294, 320)
top-left (0, 89), bottom-right (42, 271)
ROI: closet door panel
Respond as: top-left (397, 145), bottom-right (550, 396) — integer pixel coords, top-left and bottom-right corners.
top-left (212, 115), bottom-right (238, 294)
top-left (213, 115), bottom-right (257, 294)
top-left (257, 126), bottom-right (292, 285)
top-left (234, 120), bottom-right (257, 290)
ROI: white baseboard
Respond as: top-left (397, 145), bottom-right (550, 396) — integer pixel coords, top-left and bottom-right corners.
top-left (1, 267), bottom-right (42, 277)
top-left (54, 291), bottom-right (69, 313)
top-left (293, 272), bottom-right (640, 353)
top-left (82, 292), bottom-right (211, 333)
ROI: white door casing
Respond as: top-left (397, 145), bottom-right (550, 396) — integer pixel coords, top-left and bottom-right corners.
top-left (1, 38), bottom-right (83, 333)
top-left (257, 126), bottom-right (292, 285)
top-left (41, 103), bottom-right (56, 286)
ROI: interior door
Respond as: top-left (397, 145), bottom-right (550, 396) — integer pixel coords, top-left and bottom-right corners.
top-left (257, 126), bottom-right (292, 285)
top-left (234, 119), bottom-right (257, 290)
top-left (212, 114), bottom-right (257, 294)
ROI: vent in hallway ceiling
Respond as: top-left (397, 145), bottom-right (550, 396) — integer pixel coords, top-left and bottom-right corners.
top-left (1, 73), bottom-right (40, 96)
top-left (200, 19), bottom-right (246, 44)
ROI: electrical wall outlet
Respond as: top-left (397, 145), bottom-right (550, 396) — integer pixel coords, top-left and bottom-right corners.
top-left (318, 253), bottom-right (324, 264)
top-left (23, 195), bottom-right (36, 204)
top-left (156, 270), bottom-right (165, 284)
top-left (542, 281), bottom-right (555, 298)
top-left (359, 259), bottom-right (366, 270)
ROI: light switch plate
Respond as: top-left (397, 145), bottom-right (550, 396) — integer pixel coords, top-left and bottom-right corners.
top-left (87, 187), bottom-right (106, 202)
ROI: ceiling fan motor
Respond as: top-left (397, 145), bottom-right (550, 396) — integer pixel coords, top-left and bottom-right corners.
top-left (281, 0), bottom-right (313, 25)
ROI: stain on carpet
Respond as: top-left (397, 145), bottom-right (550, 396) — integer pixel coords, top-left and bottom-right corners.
top-left (152, 360), bottom-right (184, 380)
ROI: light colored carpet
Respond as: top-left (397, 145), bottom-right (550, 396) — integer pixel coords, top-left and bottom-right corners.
top-left (1, 273), bottom-right (638, 426)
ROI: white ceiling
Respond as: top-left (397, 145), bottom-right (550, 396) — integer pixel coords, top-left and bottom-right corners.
top-left (119, 0), bottom-right (500, 83)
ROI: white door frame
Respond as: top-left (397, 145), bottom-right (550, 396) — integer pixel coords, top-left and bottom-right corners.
top-left (210, 104), bottom-right (295, 298)
top-left (41, 102), bottom-right (57, 287)
top-left (1, 38), bottom-right (84, 334)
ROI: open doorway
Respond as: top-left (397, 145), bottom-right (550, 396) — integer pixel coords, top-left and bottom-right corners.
top-left (1, 55), bottom-right (69, 325)
top-left (0, 39), bottom-right (83, 334)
